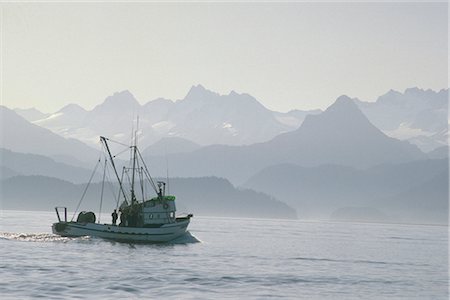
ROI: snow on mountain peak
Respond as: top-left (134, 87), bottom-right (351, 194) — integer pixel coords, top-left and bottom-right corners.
top-left (13, 107), bottom-right (49, 122)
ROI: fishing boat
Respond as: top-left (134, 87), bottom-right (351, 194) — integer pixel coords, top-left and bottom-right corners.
top-left (52, 136), bottom-right (193, 243)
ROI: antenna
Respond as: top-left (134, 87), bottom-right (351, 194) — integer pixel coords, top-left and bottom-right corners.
top-left (166, 154), bottom-right (170, 196)
top-left (164, 141), bottom-right (170, 195)
top-left (129, 114), bottom-right (134, 165)
top-left (136, 115), bottom-right (139, 147)
top-left (130, 114), bottom-right (142, 204)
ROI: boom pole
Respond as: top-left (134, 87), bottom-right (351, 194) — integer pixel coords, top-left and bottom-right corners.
top-left (100, 136), bottom-right (128, 203)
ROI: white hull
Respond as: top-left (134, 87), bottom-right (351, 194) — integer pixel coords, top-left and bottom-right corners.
top-left (52, 218), bottom-right (190, 243)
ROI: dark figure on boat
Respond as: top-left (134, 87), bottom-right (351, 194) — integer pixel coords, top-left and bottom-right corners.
top-left (119, 209), bottom-right (127, 227)
top-left (111, 209), bottom-right (118, 225)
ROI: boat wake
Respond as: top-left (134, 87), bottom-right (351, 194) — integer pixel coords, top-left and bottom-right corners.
top-left (169, 231), bottom-right (201, 244)
top-left (0, 232), bottom-right (89, 243)
top-left (0, 231), bottom-right (201, 244)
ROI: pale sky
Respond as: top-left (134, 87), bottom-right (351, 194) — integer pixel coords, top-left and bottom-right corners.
top-left (1, 2), bottom-right (448, 113)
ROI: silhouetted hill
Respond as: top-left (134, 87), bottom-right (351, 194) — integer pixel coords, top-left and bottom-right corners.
top-left (330, 207), bottom-right (389, 223)
top-left (0, 166), bottom-right (20, 180)
top-left (244, 159), bottom-right (447, 224)
top-left (0, 176), bottom-right (81, 211)
top-left (167, 177), bottom-right (296, 219)
top-left (0, 149), bottom-right (98, 183)
top-left (0, 176), bottom-right (296, 220)
top-left (376, 171), bottom-right (448, 224)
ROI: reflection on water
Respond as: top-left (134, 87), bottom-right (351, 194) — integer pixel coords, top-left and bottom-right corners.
top-left (0, 231), bottom-right (201, 244)
top-left (0, 232), bottom-right (75, 242)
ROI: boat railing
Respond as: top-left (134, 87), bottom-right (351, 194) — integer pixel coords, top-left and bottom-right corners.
top-left (55, 207), bottom-right (68, 222)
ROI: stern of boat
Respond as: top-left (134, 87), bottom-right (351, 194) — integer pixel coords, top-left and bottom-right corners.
top-left (52, 221), bottom-right (69, 236)
top-left (52, 207), bottom-right (71, 236)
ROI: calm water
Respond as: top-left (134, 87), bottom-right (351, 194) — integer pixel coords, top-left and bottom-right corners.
top-left (0, 210), bottom-right (448, 299)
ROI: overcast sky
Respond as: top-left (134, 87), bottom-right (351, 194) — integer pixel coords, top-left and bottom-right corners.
top-left (1, 2), bottom-right (448, 112)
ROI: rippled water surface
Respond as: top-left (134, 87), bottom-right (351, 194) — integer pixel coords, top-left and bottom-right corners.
top-left (0, 210), bottom-right (448, 299)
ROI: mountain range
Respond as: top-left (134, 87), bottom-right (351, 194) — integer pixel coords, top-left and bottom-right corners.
top-left (21, 86), bottom-right (319, 149)
top-left (355, 87), bottom-right (448, 152)
top-left (0, 175), bottom-right (296, 220)
top-left (142, 96), bottom-right (426, 184)
top-left (13, 86), bottom-right (448, 152)
top-left (2, 85), bottom-right (448, 223)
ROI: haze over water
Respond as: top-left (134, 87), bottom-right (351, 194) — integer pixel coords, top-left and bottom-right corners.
top-left (0, 210), bottom-right (447, 299)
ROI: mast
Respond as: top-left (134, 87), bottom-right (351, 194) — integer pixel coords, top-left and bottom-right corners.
top-left (130, 117), bottom-right (139, 204)
top-left (100, 136), bottom-right (128, 203)
top-left (131, 144), bottom-right (137, 204)
top-left (166, 155), bottom-right (170, 195)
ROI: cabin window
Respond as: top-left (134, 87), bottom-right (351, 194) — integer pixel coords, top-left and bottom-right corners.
top-left (149, 214), bottom-right (153, 219)
top-left (170, 212), bottom-right (175, 218)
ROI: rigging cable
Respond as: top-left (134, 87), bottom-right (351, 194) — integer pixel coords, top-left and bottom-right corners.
top-left (71, 158), bottom-right (101, 221)
top-left (98, 158), bottom-right (107, 223)
top-left (113, 146), bottom-right (132, 159)
top-left (124, 167), bottom-right (132, 188)
top-left (135, 155), bottom-right (144, 201)
top-left (100, 136), bottom-right (128, 203)
top-left (102, 137), bottom-right (130, 148)
top-left (136, 147), bottom-right (158, 194)
top-left (103, 162), bottom-right (118, 203)
top-left (116, 167), bottom-right (128, 208)
top-left (140, 167), bottom-right (145, 201)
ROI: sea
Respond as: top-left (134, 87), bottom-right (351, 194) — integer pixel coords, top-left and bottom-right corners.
top-left (0, 210), bottom-right (448, 299)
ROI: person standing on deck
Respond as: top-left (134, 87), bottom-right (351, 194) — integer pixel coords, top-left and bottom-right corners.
top-left (111, 209), bottom-right (118, 225)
